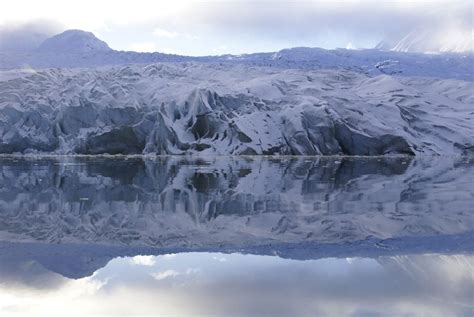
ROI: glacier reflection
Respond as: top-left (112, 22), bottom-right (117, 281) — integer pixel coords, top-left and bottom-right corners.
top-left (0, 156), bottom-right (473, 316)
top-left (0, 156), bottom-right (473, 248)
top-left (0, 252), bottom-right (472, 317)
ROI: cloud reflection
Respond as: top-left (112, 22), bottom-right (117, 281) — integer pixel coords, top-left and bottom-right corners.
top-left (130, 255), bottom-right (157, 267)
top-left (0, 252), bottom-right (472, 317)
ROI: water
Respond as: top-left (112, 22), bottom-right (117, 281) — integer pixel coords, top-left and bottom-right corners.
top-left (0, 156), bottom-right (473, 316)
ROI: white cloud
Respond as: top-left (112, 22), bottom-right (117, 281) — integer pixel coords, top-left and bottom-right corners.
top-left (185, 268), bottom-right (201, 274)
top-left (212, 256), bottom-right (228, 262)
top-left (128, 42), bottom-right (177, 54)
top-left (153, 28), bottom-right (179, 38)
top-left (130, 255), bottom-right (156, 266)
top-left (0, 0), bottom-right (191, 32)
top-left (128, 41), bottom-right (160, 53)
top-left (151, 270), bottom-right (180, 281)
top-left (184, 34), bottom-right (199, 40)
top-left (345, 42), bottom-right (356, 50)
top-left (0, 20), bottom-right (62, 52)
top-left (0, 0), bottom-right (471, 54)
top-left (212, 45), bottom-right (228, 54)
top-left (152, 28), bottom-right (199, 41)
top-left (150, 268), bottom-right (200, 281)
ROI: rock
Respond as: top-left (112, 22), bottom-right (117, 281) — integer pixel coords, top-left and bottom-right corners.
top-left (78, 126), bottom-right (145, 154)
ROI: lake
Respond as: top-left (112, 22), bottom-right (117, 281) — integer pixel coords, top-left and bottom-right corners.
top-left (0, 156), bottom-right (472, 316)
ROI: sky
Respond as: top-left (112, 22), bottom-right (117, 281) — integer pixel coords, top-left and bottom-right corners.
top-left (0, 0), bottom-right (472, 55)
top-left (1, 253), bottom-right (472, 316)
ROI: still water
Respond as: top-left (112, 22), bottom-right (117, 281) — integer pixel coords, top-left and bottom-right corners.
top-left (0, 156), bottom-right (473, 316)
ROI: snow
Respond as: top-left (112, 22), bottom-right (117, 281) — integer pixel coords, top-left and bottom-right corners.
top-left (36, 29), bottom-right (112, 53)
top-left (0, 63), bottom-right (472, 156)
top-left (0, 30), bottom-right (472, 81)
top-left (0, 29), bottom-right (472, 156)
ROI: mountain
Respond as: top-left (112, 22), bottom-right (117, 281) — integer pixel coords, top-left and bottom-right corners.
top-left (0, 29), bottom-right (473, 81)
top-left (0, 29), bottom-right (472, 157)
top-left (0, 63), bottom-right (473, 156)
top-left (0, 29), bottom-right (192, 71)
top-left (36, 29), bottom-right (112, 53)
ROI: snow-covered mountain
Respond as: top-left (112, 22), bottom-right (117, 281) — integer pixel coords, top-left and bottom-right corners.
top-left (0, 29), bottom-right (473, 81)
top-left (0, 29), bottom-right (472, 156)
top-left (0, 63), bottom-right (472, 156)
top-left (0, 29), bottom-right (191, 71)
top-left (36, 29), bottom-right (112, 53)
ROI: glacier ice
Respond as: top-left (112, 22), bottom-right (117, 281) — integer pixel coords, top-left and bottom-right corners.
top-left (0, 63), bottom-right (472, 155)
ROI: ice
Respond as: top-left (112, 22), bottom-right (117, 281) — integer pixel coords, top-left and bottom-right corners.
top-left (0, 63), bottom-right (472, 155)
top-left (0, 30), bottom-right (472, 155)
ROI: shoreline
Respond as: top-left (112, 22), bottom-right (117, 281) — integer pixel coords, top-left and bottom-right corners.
top-left (0, 153), bottom-right (468, 160)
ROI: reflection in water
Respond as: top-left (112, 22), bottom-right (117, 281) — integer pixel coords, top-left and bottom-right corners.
top-left (0, 156), bottom-right (472, 248)
top-left (0, 252), bottom-right (472, 317)
top-left (0, 156), bottom-right (473, 316)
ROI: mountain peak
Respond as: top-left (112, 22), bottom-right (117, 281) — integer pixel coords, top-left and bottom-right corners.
top-left (37, 29), bottom-right (111, 53)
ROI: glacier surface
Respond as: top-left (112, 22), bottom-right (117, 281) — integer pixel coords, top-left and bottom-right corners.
top-left (0, 63), bottom-right (473, 155)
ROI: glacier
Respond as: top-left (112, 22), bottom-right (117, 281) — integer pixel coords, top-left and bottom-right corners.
top-left (0, 63), bottom-right (472, 155)
top-left (0, 27), bottom-right (472, 317)
top-left (0, 29), bottom-right (472, 156)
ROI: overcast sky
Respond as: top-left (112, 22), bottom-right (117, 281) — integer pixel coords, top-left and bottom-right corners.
top-left (0, 0), bottom-right (472, 55)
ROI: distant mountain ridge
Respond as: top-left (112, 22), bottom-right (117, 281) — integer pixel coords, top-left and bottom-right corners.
top-left (36, 29), bottom-right (111, 53)
top-left (0, 29), bottom-right (473, 81)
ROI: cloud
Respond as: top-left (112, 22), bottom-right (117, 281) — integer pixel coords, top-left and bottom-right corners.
top-left (127, 42), bottom-right (158, 52)
top-left (186, 0), bottom-right (472, 47)
top-left (150, 267), bottom-right (200, 281)
top-left (0, 20), bottom-right (62, 52)
top-left (153, 28), bottom-right (179, 38)
top-left (144, 0), bottom-right (472, 53)
top-left (0, 0), bottom-right (471, 54)
top-left (152, 28), bottom-right (199, 41)
top-left (130, 255), bottom-right (156, 266)
top-left (212, 256), bottom-right (228, 262)
top-left (151, 270), bottom-right (180, 281)
top-left (212, 45), bottom-right (229, 54)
